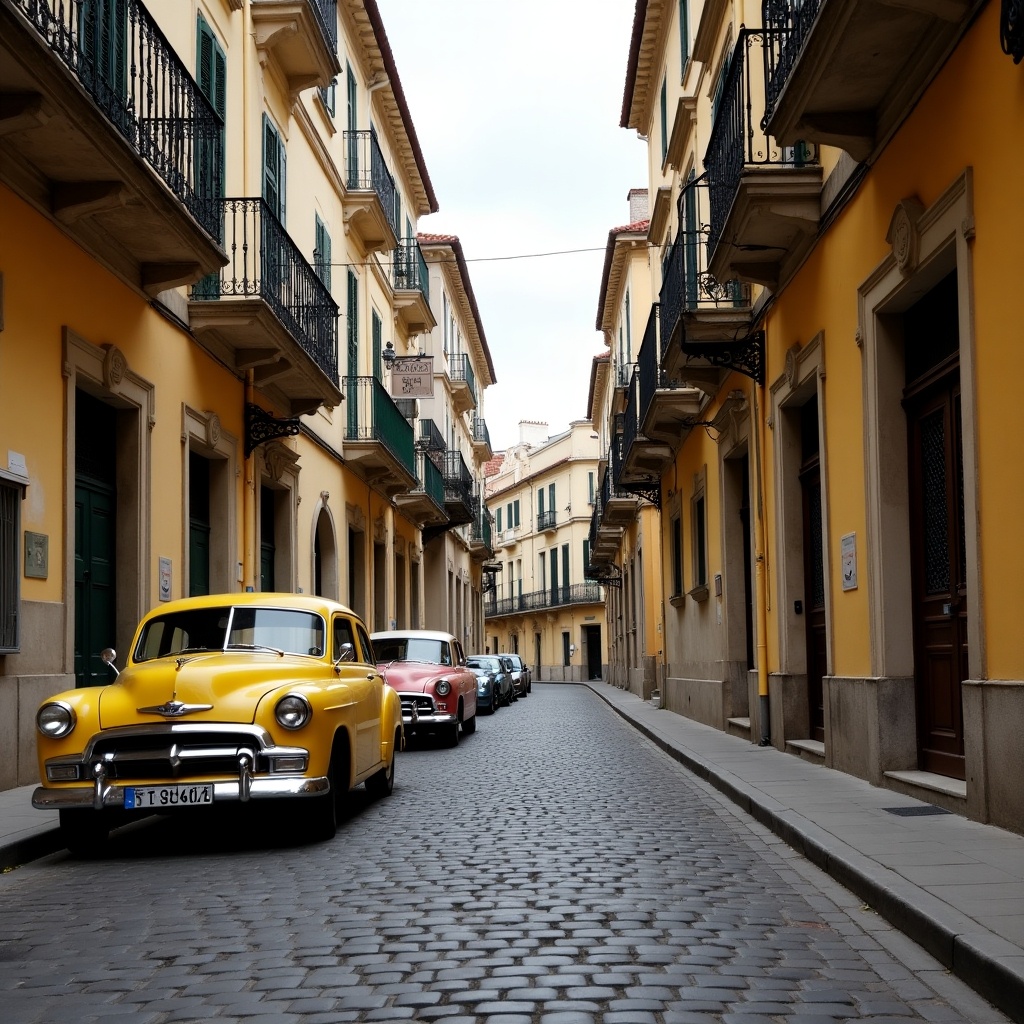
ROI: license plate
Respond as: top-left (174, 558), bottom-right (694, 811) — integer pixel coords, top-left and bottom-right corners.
top-left (124, 783), bottom-right (214, 809)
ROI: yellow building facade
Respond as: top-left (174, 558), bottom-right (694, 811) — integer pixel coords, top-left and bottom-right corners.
top-left (484, 422), bottom-right (607, 681)
top-left (0, 0), bottom-right (494, 790)
top-left (619, 0), bottom-right (1024, 833)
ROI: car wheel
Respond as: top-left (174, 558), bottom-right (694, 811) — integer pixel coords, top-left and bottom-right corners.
top-left (366, 729), bottom-right (398, 798)
top-left (59, 809), bottom-right (110, 859)
top-left (462, 711), bottom-right (476, 735)
top-left (309, 745), bottom-right (346, 841)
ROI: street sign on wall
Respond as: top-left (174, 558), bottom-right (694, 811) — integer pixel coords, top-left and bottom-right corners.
top-left (390, 357), bottom-right (434, 397)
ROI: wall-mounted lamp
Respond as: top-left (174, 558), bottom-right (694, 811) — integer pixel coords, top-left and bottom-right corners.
top-left (382, 341), bottom-right (396, 368)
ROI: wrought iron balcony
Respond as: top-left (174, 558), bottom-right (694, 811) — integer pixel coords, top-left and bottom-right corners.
top-left (189, 197), bottom-right (341, 415)
top-left (251, 0), bottom-right (340, 96)
top-left (448, 353), bottom-right (477, 414)
top-left (636, 303), bottom-right (703, 450)
top-left (416, 418), bottom-right (446, 455)
top-left (441, 449), bottom-right (475, 527)
top-left (705, 29), bottom-right (821, 289)
top-left (601, 438), bottom-right (640, 529)
top-left (343, 376), bottom-right (416, 497)
top-left (342, 128), bottom-right (399, 253)
top-left (537, 510), bottom-right (557, 533)
top-left (762, 0), bottom-right (980, 163)
top-left (471, 417), bottom-right (493, 459)
top-left (393, 239), bottom-right (434, 335)
top-left (394, 450), bottom-right (448, 527)
top-left (659, 174), bottom-right (756, 394)
top-left (469, 501), bottom-right (495, 560)
top-left (615, 361), bottom-right (637, 390)
top-left (618, 371), bottom-right (665, 507)
top-left (484, 583), bottom-right (605, 619)
top-left (1, 0), bottom-right (225, 295)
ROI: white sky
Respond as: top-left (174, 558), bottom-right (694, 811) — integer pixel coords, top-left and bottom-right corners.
top-left (379, 1), bottom-right (646, 452)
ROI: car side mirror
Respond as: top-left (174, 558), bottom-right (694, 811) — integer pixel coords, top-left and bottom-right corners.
top-left (334, 642), bottom-right (356, 665)
top-left (100, 647), bottom-right (120, 677)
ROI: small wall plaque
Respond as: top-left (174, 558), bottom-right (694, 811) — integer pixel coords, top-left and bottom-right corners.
top-left (841, 532), bottom-right (858, 591)
top-left (24, 532), bottom-right (48, 578)
top-left (159, 557), bottom-right (172, 601)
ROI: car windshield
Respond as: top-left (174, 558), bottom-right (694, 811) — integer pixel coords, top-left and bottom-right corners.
top-left (467, 657), bottom-right (499, 672)
top-left (134, 606), bottom-right (325, 661)
top-left (374, 637), bottom-right (451, 665)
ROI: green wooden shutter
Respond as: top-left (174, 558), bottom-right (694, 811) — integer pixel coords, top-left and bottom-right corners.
top-left (513, 499), bottom-right (520, 526)
top-left (496, 508), bottom-right (502, 533)
top-left (346, 270), bottom-right (359, 436)
top-left (315, 214), bottom-right (331, 289)
top-left (372, 310), bottom-right (382, 380)
top-left (262, 114), bottom-right (279, 217)
top-left (660, 77), bottom-right (668, 163)
top-left (562, 544), bottom-right (569, 595)
top-left (680, 0), bottom-right (690, 71)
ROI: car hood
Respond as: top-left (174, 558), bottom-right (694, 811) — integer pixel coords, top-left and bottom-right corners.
top-left (377, 661), bottom-right (450, 693)
top-left (98, 654), bottom-right (313, 728)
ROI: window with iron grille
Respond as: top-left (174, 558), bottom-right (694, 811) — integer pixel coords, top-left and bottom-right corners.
top-left (0, 482), bottom-right (19, 652)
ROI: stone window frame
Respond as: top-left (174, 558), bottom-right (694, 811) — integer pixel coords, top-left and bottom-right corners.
top-left (62, 329), bottom-right (153, 663)
top-left (769, 331), bottom-right (831, 679)
top-left (310, 490), bottom-right (339, 601)
top-left (857, 168), bottom-right (981, 681)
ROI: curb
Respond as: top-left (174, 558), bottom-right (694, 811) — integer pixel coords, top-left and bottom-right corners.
top-left (0, 828), bottom-right (63, 873)
top-left (585, 682), bottom-right (1024, 1024)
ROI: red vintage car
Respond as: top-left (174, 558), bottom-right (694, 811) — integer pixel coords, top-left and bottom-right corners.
top-left (370, 630), bottom-right (477, 746)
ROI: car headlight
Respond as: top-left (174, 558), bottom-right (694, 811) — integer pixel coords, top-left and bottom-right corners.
top-left (478, 679), bottom-right (491, 690)
top-left (435, 679), bottom-right (451, 696)
top-left (37, 701), bottom-right (76, 739)
top-left (275, 694), bottom-right (311, 730)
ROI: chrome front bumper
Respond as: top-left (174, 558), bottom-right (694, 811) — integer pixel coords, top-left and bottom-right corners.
top-left (33, 775), bottom-right (329, 810)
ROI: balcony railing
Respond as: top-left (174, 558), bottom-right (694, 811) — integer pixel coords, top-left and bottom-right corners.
top-left (449, 353), bottom-right (477, 406)
top-left (394, 239), bottom-right (429, 303)
top-left (471, 503), bottom-right (494, 551)
top-left (537, 510), bottom-right (557, 532)
top-left (192, 197), bottom-right (338, 380)
top-left (343, 129), bottom-right (398, 237)
top-left (621, 365), bottom-right (640, 459)
top-left (636, 305), bottom-right (668, 428)
top-left (442, 449), bottom-right (474, 511)
top-left (414, 449), bottom-right (445, 508)
top-left (344, 376), bottom-right (415, 476)
top-left (308, 0), bottom-right (339, 54)
top-left (660, 174), bottom-right (749, 340)
top-left (472, 417), bottom-right (491, 451)
top-left (484, 583), bottom-right (604, 618)
top-left (616, 361), bottom-right (637, 389)
top-left (13, 0), bottom-right (222, 240)
top-left (762, 0), bottom-right (822, 128)
top-left (417, 418), bottom-right (446, 454)
top-left (705, 29), bottom-right (817, 254)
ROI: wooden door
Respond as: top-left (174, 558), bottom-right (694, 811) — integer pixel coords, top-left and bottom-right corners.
top-left (800, 400), bottom-right (826, 742)
top-left (906, 378), bottom-right (967, 778)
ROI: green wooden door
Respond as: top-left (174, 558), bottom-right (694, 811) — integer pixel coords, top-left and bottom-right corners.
top-left (74, 481), bottom-right (116, 686)
top-left (346, 270), bottom-right (359, 436)
top-left (260, 486), bottom-right (276, 592)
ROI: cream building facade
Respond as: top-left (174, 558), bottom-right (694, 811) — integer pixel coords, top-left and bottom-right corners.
top-left (0, 0), bottom-right (494, 790)
top-left (587, 191), bottom-right (665, 700)
top-left (484, 422), bottom-right (606, 681)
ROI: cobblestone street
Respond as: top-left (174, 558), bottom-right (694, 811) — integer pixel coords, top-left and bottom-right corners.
top-left (0, 684), bottom-right (1009, 1023)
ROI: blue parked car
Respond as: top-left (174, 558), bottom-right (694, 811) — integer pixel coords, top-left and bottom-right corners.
top-left (466, 655), bottom-right (514, 713)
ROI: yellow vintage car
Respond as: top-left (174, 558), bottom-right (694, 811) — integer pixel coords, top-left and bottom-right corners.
top-left (32, 593), bottom-right (403, 855)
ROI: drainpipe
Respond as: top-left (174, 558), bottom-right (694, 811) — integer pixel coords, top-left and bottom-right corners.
top-left (752, 384), bottom-right (771, 745)
top-left (243, 372), bottom-right (256, 591)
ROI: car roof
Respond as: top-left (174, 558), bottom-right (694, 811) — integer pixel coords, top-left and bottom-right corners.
top-left (139, 592), bottom-right (360, 622)
top-left (370, 629), bottom-right (457, 642)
